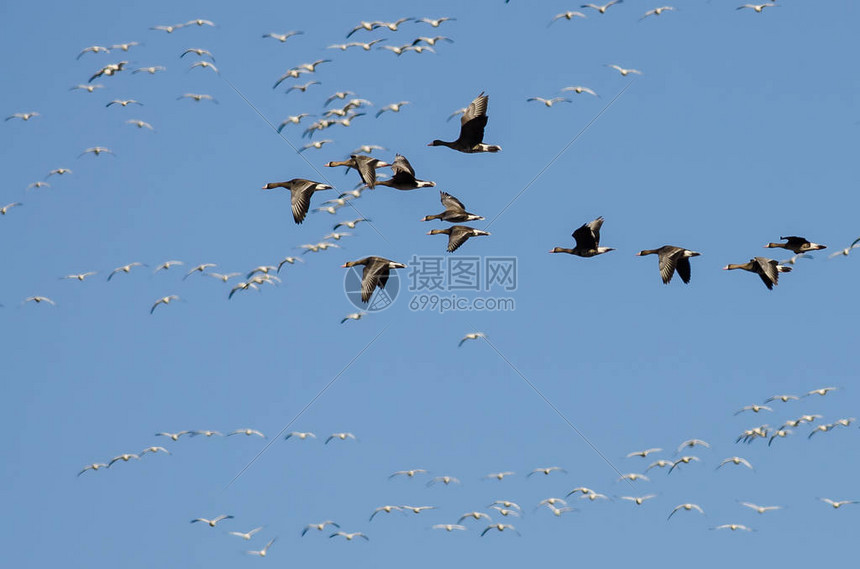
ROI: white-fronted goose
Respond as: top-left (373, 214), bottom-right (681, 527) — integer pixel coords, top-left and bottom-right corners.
top-left (428, 225), bottom-right (490, 252)
top-left (428, 92), bottom-right (501, 153)
top-left (550, 217), bottom-right (614, 257)
top-left (341, 257), bottom-right (407, 302)
top-left (325, 155), bottom-right (390, 189)
top-left (262, 178), bottom-right (333, 224)
top-left (422, 191), bottom-right (484, 222)
top-left (375, 154), bottom-right (436, 190)
top-left (723, 257), bottom-right (790, 290)
top-left (637, 246), bottom-right (700, 284)
top-left (765, 236), bottom-right (826, 254)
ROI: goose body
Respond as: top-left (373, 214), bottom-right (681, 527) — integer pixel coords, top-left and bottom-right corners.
top-left (428, 92), bottom-right (501, 153)
top-left (765, 236), bottom-right (826, 254)
top-left (423, 191), bottom-right (484, 222)
top-left (427, 225), bottom-right (490, 252)
top-left (637, 246), bottom-right (700, 284)
top-left (375, 154), bottom-right (435, 190)
top-left (723, 257), bottom-right (790, 290)
top-left (262, 178), bottom-right (333, 223)
top-left (341, 257), bottom-right (407, 302)
top-left (550, 217), bottom-right (614, 257)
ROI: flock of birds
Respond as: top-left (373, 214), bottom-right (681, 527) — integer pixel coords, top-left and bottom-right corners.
top-left (77, 382), bottom-right (856, 550)
top-left (4, 1), bottom-right (856, 563)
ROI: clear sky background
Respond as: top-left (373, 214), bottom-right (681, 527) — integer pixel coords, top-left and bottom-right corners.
top-left (1, 0), bottom-right (858, 567)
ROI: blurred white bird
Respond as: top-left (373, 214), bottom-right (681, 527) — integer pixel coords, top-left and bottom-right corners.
top-left (229, 527), bottom-right (263, 540)
top-left (191, 514), bottom-right (234, 527)
top-left (246, 538), bottom-right (276, 557)
top-left (668, 503), bottom-right (704, 519)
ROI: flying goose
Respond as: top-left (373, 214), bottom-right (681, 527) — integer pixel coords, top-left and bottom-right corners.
top-left (299, 140), bottom-right (334, 152)
top-left (126, 119), bottom-right (154, 130)
top-left (277, 114), bottom-right (311, 132)
top-left (480, 524), bottom-right (519, 537)
top-left (70, 84), bottom-right (104, 93)
top-left (738, 502), bottom-right (781, 514)
top-left (110, 42), bottom-right (140, 52)
top-left (325, 155), bottom-right (390, 188)
top-left (626, 448), bottom-right (662, 458)
top-left (108, 453), bottom-right (140, 467)
top-left (734, 404), bottom-right (772, 415)
top-left (61, 271), bottom-right (96, 281)
top-left (190, 430), bottom-right (223, 437)
top-left (246, 538), bottom-right (276, 557)
top-left (1, 202), bottom-right (23, 215)
top-left (286, 80), bottom-right (321, 94)
top-left (190, 515), bottom-right (234, 527)
top-left (79, 146), bottom-right (114, 157)
top-left (285, 432), bottom-right (316, 440)
top-left (341, 312), bottom-right (366, 324)
top-left (581, 1), bottom-right (623, 14)
top-left (375, 154), bottom-right (436, 190)
top-left (375, 101), bottom-right (410, 118)
top-left (677, 439), bottom-right (710, 452)
top-left (370, 505), bottom-right (403, 521)
top-left (646, 459), bottom-right (674, 471)
top-left (347, 21), bottom-right (382, 37)
top-left (428, 92), bottom-right (501, 153)
top-left (155, 431), bottom-right (190, 441)
top-left (229, 527), bottom-right (263, 540)
top-left (106, 99), bottom-right (142, 107)
top-left (621, 495), bottom-right (657, 506)
top-left (108, 262), bottom-right (146, 280)
top-left (668, 456), bottom-right (700, 474)
top-left (89, 61), bottom-right (128, 82)
top-left (133, 66), bottom-right (166, 75)
top-left (723, 257), bottom-right (790, 290)
top-left (262, 178), bottom-right (333, 223)
top-left (459, 332), bottom-right (487, 347)
top-left (605, 64), bottom-right (642, 76)
top-left (828, 237), bottom-right (860, 258)
top-left (6, 112), bottom-right (40, 122)
top-left (427, 226), bottom-right (490, 252)
top-left (636, 246), bottom-right (700, 284)
top-left (140, 446), bottom-right (171, 456)
top-left (667, 503), bottom-right (704, 520)
top-left (412, 36), bottom-right (453, 46)
top-left (484, 471), bottom-right (514, 480)
top-left (330, 532), bottom-right (369, 541)
top-left (183, 263), bottom-right (216, 279)
top-left (551, 11), bottom-right (587, 24)
top-left (341, 257), bottom-right (407, 302)
top-left (325, 432), bottom-right (357, 444)
top-left (764, 394), bottom-right (798, 403)
top-left (185, 18), bottom-right (216, 27)
top-left (764, 236), bottom-right (826, 254)
top-left (263, 31), bottom-right (303, 42)
top-left (527, 97), bottom-right (571, 107)
top-left (550, 217), bottom-right (614, 257)
top-left (640, 6), bottom-right (676, 20)
top-left (389, 469), bottom-right (428, 479)
top-left (420, 17), bottom-right (456, 27)
top-left (77, 46), bottom-right (109, 59)
top-left (716, 457), bottom-right (754, 471)
top-left (428, 475), bottom-right (460, 486)
top-left (181, 48), bottom-right (215, 60)
top-left (403, 505), bottom-right (437, 514)
top-left (27, 181), bottom-right (50, 190)
top-left (711, 524), bottom-right (753, 532)
top-left (433, 524), bottom-right (467, 531)
top-left (529, 466), bottom-right (567, 477)
top-left (207, 272), bottom-right (241, 282)
top-left (737, 3), bottom-right (777, 12)
top-left (422, 191), bottom-right (484, 222)
top-left (818, 498), bottom-right (858, 509)
top-left (24, 296), bottom-right (55, 306)
top-left (178, 93), bottom-right (217, 103)
top-left (458, 511), bottom-right (492, 523)
top-left (78, 463), bottom-right (108, 476)
top-left (561, 85), bottom-right (598, 97)
top-left (189, 61), bottom-right (218, 73)
top-left (150, 296), bottom-right (179, 313)
top-left (229, 428), bottom-right (265, 438)
top-left (301, 521), bottom-right (339, 535)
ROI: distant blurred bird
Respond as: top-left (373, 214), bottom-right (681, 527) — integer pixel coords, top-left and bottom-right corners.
top-left (529, 466), bottom-right (567, 477)
top-left (621, 495), bottom-right (657, 506)
top-left (428, 226), bottom-right (491, 252)
top-left (190, 61), bottom-right (218, 73)
top-left (420, 17), bottom-right (456, 27)
top-left (62, 271), bottom-right (96, 281)
top-left (561, 85), bottom-right (598, 97)
top-left (126, 119), bottom-right (154, 130)
top-left (581, 1), bottom-right (624, 14)
top-left (150, 295), bottom-right (180, 314)
top-left (285, 432), bottom-right (316, 441)
top-left (246, 538), bottom-right (276, 557)
top-left (77, 46), bottom-right (110, 59)
top-left (277, 257), bottom-right (303, 272)
top-left (737, 3), bottom-right (777, 13)
top-left (70, 84), bottom-right (104, 93)
top-left (263, 31), bottom-right (303, 42)
top-left (6, 112), bottom-right (40, 121)
top-left (110, 42), bottom-right (140, 52)
top-left (376, 101), bottom-right (411, 118)
top-left (412, 36), bottom-right (453, 46)
top-left (155, 260), bottom-right (183, 272)
top-left (480, 524), bottom-right (518, 537)
top-left (551, 11), bottom-right (587, 24)
top-left (347, 21), bottom-right (382, 37)
top-left (716, 457), bottom-right (754, 471)
top-left (24, 296), bottom-right (55, 306)
top-left (286, 81), bottom-right (321, 94)
top-left (1, 202), bottom-right (23, 215)
top-left (184, 264), bottom-right (216, 279)
top-left (178, 93), bottom-right (218, 103)
top-left (626, 448), bottom-right (662, 458)
top-left (325, 432), bottom-right (357, 444)
top-left (229, 527), bottom-right (263, 540)
top-left (739, 502), bottom-right (781, 514)
top-left (299, 140), bottom-right (334, 153)
top-left (527, 97), bottom-right (571, 107)
top-left (640, 6), bottom-right (676, 20)
top-left (78, 463), bottom-right (108, 476)
top-left (132, 66), bottom-right (166, 75)
top-left (734, 404), bottom-right (772, 415)
top-left (140, 446), bottom-right (170, 456)
top-left (433, 524), bottom-right (467, 532)
top-left (341, 312), bottom-right (366, 324)
top-left (108, 262), bottom-right (146, 280)
top-left (764, 394), bottom-right (799, 403)
top-left (459, 332), bottom-right (486, 347)
top-left (302, 521), bottom-right (339, 535)
top-left (79, 146), bottom-right (114, 157)
top-left (829, 237), bottom-right (860, 258)
top-left (229, 428), bottom-right (265, 438)
top-left (484, 471), bottom-right (514, 481)
top-left (151, 24), bottom-right (185, 33)
top-left (712, 524), bottom-right (753, 532)
top-left (330, 531), bottom-right (368, 541)
top-left (191, 515), bottom-right (234, 527)
top-left (89, 61), bottom-right (127, 82)
top-left (107, 99), bottom-right (142, 107)
top-left (108, 453), bottom-right (140, 467)
top-left (277, 114), bottom-right (311, 132)
top-left (668, 503), bottom-right (704, 519)
top-left (668, 456), bottom-right (701, 474)
top-left (605, 64), bottom-right (642, 77)
top-left (185, 19), bottom-right (215, 27)
top-left (819, 498), bottom-right (858, 509)
top-left (207, 272), bottom-right (241, 283)
top-left (155, 431), bottom-right (190, 441)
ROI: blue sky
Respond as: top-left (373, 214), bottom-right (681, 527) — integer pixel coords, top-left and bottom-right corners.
top-left (1, 0), bottom-right (858, 567)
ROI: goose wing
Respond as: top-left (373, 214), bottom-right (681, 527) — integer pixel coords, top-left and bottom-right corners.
top-left (447, 226), bottom-right (474, 252)
top-left (753, 257), bottom-right (779, 289)
top-left (440, 191), bottom-right (467, 212)
top-left (390, 154), bottom-right (416, 177)
top-left (572, 217), bottom-right (602, 250)
top-left (458, 93), bottom-right (489, 146)
top-left (289, 179), bottom-right (316, 224)
top-left (657, 246), bottom-right (684, 284)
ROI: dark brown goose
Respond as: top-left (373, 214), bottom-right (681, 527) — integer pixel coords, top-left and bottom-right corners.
top-left (428, 92), bottom-right (502, 153)
top-left (262, 178), bottom-right (333, 224)
top-left (764, 236), bottom-right (826, 254)
top-left (324, 155), bottom-right (390, 189)
top-left (549, 217), bottom-right (614, 257)
top-left (422, 191), bottom-right (484, 222)
top-left (341, 256), bottom-right (407, 302)
top-left (375, 154), bottom-right (436, 190)
top-left (723, 257), bottom-right (791, 290)
top-left (637, 246), bottom-right (701, 284)
top-left (427, 225), bottom-right (490, 252)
